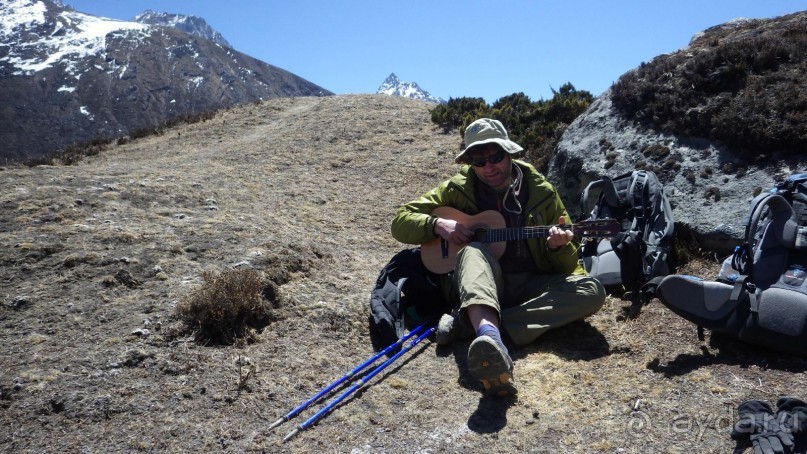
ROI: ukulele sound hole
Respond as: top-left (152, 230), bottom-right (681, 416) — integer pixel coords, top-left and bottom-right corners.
top-left (474, 228), bottom-right (488, 243)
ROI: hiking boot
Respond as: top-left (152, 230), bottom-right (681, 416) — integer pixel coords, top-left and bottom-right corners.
top-left (435, 310), bottom-right (473, 346)
top-left (467, 335), bottom-right (517, 397)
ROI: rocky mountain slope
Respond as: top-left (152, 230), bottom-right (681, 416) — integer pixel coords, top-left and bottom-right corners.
top-left (2, 94), bottom-right (805, 453)
top-left (0, 0), bottom-right (331, 162)
top-left (548, 12), bottom-right (807, 254)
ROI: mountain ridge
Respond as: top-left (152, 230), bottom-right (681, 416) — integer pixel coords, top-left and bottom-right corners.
top-left (133, 9), bottom-right (232, 48)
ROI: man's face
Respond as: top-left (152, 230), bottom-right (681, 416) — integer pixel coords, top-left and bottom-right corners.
top-left (467, 144), bottom-right (512, 190)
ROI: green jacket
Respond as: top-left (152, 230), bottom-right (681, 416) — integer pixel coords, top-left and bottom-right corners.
top-left (391, 160), bottom-right (585, 274)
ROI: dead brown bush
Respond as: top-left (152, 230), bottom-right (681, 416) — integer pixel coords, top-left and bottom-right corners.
top-left (174, 268), bottom-right (276, 346)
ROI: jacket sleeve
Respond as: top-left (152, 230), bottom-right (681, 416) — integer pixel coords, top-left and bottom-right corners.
top-left (390, 181), bottom-right (452, 245)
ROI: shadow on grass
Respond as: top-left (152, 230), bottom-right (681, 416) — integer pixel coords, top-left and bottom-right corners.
top-left (647, 333), bottom-right (807, 377)
top-left (435, 340), bottom-right (518, 434)
top-left (515, 320), bottom-right (610, 361)
top-left (467, 394), bottom-right (516, 433)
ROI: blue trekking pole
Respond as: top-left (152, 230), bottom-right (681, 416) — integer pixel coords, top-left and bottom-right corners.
top-left (283, 326), bottom-right (436, 443)
top-left (267, 322), bottom-right (431, 432)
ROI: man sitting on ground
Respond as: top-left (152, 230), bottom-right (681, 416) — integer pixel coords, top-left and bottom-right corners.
top-left (390, 118), bottom-right (606, 396)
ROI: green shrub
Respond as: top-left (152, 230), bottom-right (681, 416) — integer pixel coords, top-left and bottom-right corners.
top-left (430, 83), bottom-right (593, 173)
top-left (430, 97), bottom-right (490, 133)
top-left (25, 138), bottom-right (110, 167)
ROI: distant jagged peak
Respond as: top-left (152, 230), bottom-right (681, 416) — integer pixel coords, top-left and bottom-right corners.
top-left (133, 9), bottom-right (231, 48)
top-left (383, 72), bottom-right (402, 85)
top-left (377, 72), bottom-right (444, 104)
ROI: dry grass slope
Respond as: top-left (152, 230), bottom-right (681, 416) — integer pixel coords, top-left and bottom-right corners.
top-left (1, 94), bottom-right (805, 453)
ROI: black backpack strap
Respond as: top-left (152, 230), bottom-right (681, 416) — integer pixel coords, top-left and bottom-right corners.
top-left (645, 171), bottom-right (675, 246)
top-left (730, 192), bottom-right (767, 308)
top-left (621, 272), bottom-right (666, 319)
top-left (729, 275), bottom-right (757, 312)
top-left (629, 170), bottom-right (649, 234)
top-left (732, 193), bottom-right (776, 277)
top-left (742, 194), bottom-right (798, 282)
top-left (638, 275), bottom-right (665, 306)
top-left (611, 230), bottom-right (646, 294)
top-left (369, 276), bottom-right (404, 350)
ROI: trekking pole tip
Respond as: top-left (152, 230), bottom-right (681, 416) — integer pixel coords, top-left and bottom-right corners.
top-left (267, 417), bottom-right (286, 432)
top-left (282, 428), bottom-right (300, 443)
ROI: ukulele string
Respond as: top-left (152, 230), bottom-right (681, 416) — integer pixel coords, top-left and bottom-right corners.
top-left (486, 224), bottom-right (571, 242)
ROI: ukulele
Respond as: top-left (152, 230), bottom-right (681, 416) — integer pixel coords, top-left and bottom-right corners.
top-left (421, 206), bottom-right (620, 274)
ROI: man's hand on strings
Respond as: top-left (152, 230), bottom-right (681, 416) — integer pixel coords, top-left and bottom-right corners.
top-left (547, 216), bottom-right (574, 250)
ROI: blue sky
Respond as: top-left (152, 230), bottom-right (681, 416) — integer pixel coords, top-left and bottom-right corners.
top-left (64, 0), bottom-right (806, 103)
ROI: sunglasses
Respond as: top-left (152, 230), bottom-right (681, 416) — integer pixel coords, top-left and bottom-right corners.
top-left (470, 150), bottom-right (507, 167)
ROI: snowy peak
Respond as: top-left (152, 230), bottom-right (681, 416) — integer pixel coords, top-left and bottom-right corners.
top-left (380, 72), bottom-right (402, 88)
top-left (377, 73), bottom-right (444, 104)
top-left (133, 10), bottom-right (231, 48)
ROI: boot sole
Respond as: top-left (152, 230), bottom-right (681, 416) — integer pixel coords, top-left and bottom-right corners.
top-left (467, 336), bottom-right (517, 397)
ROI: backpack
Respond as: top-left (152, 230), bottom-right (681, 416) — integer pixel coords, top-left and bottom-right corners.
top-left (579, 170), bottom-right (675, 300)
top-left (368, 248), bottom-right (449, 353)
top-left (651, 173), bottom-right (807, 356)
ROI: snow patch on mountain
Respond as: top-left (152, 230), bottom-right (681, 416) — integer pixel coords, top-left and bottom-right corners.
top-left (0, 0), bottom-right (45, 36)
top-left (1, 0), bottom-right (149, 76)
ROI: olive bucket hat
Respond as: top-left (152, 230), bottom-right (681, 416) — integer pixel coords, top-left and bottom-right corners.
top-left (455, 118), bottom-right (524, 164)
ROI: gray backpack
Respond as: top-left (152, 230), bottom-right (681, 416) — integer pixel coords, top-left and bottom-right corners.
top-left (580, 170), bottom-right (675, 297)
top-left (652, 173), bottom-right (807, 355)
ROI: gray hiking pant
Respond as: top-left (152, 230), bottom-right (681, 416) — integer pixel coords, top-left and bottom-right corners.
top-left (447, 242), bottom-right (606, 346)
